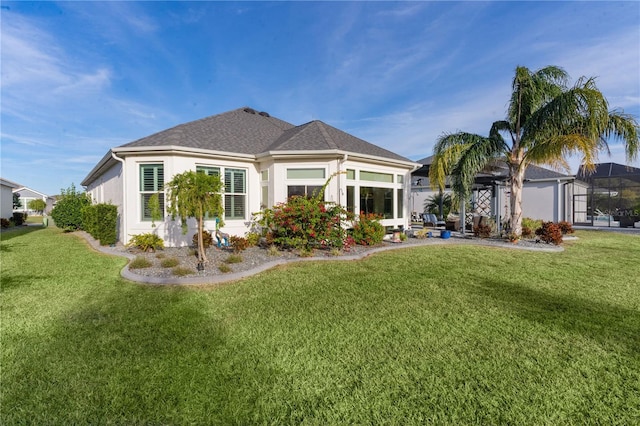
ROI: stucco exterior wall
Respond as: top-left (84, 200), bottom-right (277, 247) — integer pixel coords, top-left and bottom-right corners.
top-left (111, 154), bottom-right (412, 247)
top-left (85, 161), bottom-right (124, 241)
top-left (1, 184), bottom-right (14, 219)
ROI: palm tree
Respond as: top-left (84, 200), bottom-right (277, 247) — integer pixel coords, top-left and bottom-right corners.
top-left (423, 192), bottom-right (454, 219)
top-left (429, 65), bottom-right (639, 236)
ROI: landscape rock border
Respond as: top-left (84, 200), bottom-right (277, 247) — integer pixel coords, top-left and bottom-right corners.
top-left (74, 230), bottom-right (564, 286)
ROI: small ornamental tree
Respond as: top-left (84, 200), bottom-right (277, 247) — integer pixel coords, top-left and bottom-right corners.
top-left (165, 170), bottom-right (224, 264)
top-left (51, 183), bottom-right (91, 231)
top-left (28, 199), bottom-right (46, 215)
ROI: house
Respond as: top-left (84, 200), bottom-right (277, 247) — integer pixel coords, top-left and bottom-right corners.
top-left (411, 156), bottom-right (579, 228)
top-left (82, 107), bottom-right (419, 246)
top-left (575, 162), bottom-right (640, 227)
top-left (1, 178), bottom-right (20, 220)
top-left (12, 186), bottom-right (54, 214)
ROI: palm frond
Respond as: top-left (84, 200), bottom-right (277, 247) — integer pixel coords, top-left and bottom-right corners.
top-left (428, 132), bottom-right (474, 191)
top-left (605, 109), bottom-right (640, 162)
top-left (509, 66), bottom-right (568, 133)
top-left (450, 135), bottom-right (505, 196)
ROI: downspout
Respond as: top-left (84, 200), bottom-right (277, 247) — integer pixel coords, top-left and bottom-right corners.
top-left (556, 179), bottom-right (562, 222)
top-left (111, 151), bottom-right (127, 244)
top-left (339, 154), bottom-right (348, 206)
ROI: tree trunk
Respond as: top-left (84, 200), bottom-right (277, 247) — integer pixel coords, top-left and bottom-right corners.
top-left (509, 163), bottom-right (525, 237)
top-left (197, 210), bottom-right (207, 263)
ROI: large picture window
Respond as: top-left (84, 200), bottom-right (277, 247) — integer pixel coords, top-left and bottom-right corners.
top-left (287, 185), bottom-right (325, 199)
top-left (224, 168), bottom-right (246, 220)
top-left (140, 163), bottom-right (164, 221)
top-left (360, 186), bottom-right (393, 219)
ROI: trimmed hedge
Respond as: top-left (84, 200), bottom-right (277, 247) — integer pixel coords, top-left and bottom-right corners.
top-left (82, 203), bottom-right (118, 245)
top-left (51, 184), bottom-right (91, 231)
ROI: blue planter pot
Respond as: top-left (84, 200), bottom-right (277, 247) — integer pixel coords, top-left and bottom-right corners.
top-left (440, 230), bottom-right (451, 239)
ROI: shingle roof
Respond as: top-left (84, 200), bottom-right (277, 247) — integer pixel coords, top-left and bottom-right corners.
top-left (411, 158), bottom-right (572, 181)
top-left (118, 107), bottom-right (412, 162)
top-left (265, 120), bottom-right (410, 161)
top-left (576, 162), bottom-right (640, 180)
top-left (120, 107), bottom-right (293, 154)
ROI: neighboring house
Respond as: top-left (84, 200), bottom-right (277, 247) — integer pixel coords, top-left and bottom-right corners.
top-left (411, 156), bottom-right (578, 227)
top-left (1, 178), bottom-right (20, 220)
top-left (82, 107), bottom-right (419, 247)
top-left (12, 186), bottom-right (53, 214)
top-left (575, 162), bottom-right (640, 227)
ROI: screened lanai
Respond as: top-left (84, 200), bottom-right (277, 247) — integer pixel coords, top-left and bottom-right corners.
top-left (574, 163), bottom-right (640, 228)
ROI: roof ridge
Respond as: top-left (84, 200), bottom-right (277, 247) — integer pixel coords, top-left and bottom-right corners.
top-left (314, 121), bottom-right (338, 149)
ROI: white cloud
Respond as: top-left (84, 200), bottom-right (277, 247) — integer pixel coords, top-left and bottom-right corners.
top-left (0, 13), bottom-right (113, 114)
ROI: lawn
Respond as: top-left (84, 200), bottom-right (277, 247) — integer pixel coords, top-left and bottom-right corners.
top-left (1, 226), bottom-right (639, 424)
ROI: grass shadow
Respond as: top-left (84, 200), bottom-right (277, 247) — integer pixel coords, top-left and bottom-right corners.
top-left (1, 284), bottom-right (277, 424)
top-left (466, 275), bottom-right (640, 356)
top-left (0, 225), bottom-right (44, 241)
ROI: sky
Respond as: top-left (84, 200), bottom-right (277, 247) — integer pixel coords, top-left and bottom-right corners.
top-left (1, 1), bottom-right (639, 196)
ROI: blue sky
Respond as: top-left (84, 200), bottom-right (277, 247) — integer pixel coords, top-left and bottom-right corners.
top-left (1, 1), bottom-right (639, 196)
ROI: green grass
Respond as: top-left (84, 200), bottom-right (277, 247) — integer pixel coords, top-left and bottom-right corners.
top-left (1, 226), bottom-right (639, 424)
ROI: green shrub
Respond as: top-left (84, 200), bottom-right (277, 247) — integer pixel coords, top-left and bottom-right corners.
top-left (51, 184), bottom-right (91, 231)
top-left (160, 257), bottom-right (180, 268)
top-left (522, 217), bottom-right (543, 234)
top-left (267, 245), bottom-right (280, 256)
top-left (192, 230), bottom-right (213, 249)
top-left (218, 264), bottom-right (232, 273)
top-left (1, 218), bottom-right (11, 228)
top-left (82, 203), bottom-right (118, 245)
top-left (127, 233), bottom-right (165, 252)
top-left (245, 232), bottom-right (260, 247)
top-left (224, 254), bottom-right (243, 264)
top-left (129, 256), bottom-right (152, 269)
top-left (11, 212), bottom-right (26, 226)
top-left (351, 213), bottom-right (385, 245)
top-left (535, 222), bottom-right (563, 245)
top-left (172, 266), bottom-right (193, 276)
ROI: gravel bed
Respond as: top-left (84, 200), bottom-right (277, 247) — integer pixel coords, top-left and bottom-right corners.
top-left (99, 232), bottom-right (564, 281)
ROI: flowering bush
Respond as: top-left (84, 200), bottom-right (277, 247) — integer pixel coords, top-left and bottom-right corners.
top-left (255, 195), bottom-right (353, 250)
top-left (351, 213), bottom-right (385, 245)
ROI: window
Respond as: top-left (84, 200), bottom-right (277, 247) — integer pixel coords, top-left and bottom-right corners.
top-left (360, 170), bottom-right (393, 183)
top-left (397, 189), bottom-right (403, 218)
top-left (140, 164), bottom-right (164, 221)
top-left (224, 168), bottom-right (246, 220)
top-left (286, 168), bottom-right (325, 179)
top-left (261, 185), bottom-right (269, 209)
top-left (397, 175), bottom-right (404, 184)
top-left (346, 169), bottom-right (355, 180)
top-left (360, 186), bottom-right (393, 219)
top-left (196, 165), bottom-right (220, 177)
top-left (287, 185), bottom-right (324, 199)
top-left (261, 170), bottom-right (269, 181)
top-left (196, 166), bottom-right (222, 219)
top-left (346, 186), bottom-right (355, 213)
